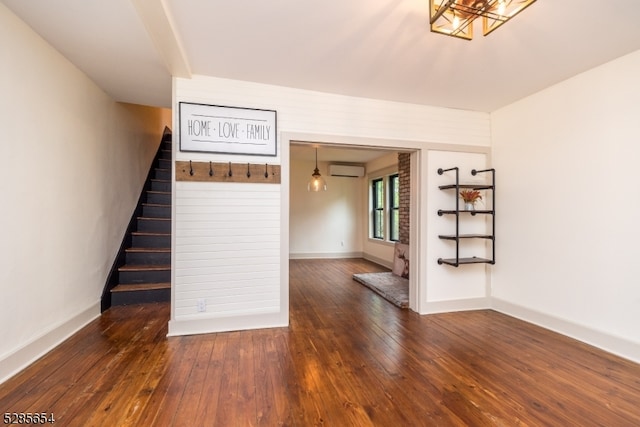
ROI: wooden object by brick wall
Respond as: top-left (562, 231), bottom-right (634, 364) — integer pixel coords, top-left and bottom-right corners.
top-left (398, 153), bottom-right (411, 245)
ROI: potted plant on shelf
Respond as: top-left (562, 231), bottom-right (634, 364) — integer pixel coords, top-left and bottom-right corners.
top-left (460, 189), bottom-right (482, 211)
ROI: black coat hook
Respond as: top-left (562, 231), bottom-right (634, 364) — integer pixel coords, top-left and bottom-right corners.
top-left (189, 160), bottom-right (194, 176)
top-left (264, 163), bottom-right (269, 178)
top-left (209, 161), bottom-right (214, 176)
top-left (228, 161), bottom-right (232, 177)
top-left (247, 163), bottom-right (251, 178)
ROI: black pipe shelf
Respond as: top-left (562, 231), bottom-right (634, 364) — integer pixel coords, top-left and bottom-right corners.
top-left (438, 209), bottom-right (493, 216)
top-left (436, 167), bottom-right (496, 267)
top-left (438, 234), bottom-right (493, 240)
top-left (438, 256), bottom-right (493, 267)
top-left (439, 184), bottom-right (493, 191)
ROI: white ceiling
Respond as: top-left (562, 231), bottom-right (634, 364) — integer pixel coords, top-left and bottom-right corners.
top-left (4, 0), bottom-right (640, 113)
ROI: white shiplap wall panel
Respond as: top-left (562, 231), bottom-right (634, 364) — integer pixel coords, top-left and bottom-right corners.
top-left (177, 277), bottom-right (280, 295)
top-left (174, 260), bottom-right (280, 275)
top-left (176, 242), bottom-right (280, 253)
top-left (176, 236), bottom-right (279, 247)
top-left (176, 252), bottom-right (279, 263)
top-left (177, 189), bottom-right (281, 203)
top-left (173, 180), bottom-right (281, 322)
top-left (175, 75), bottom-right (491, 158)
top-left (175, 255), bottom-right (280, 271)
top-left (177, 215), bottom-right (279, 224)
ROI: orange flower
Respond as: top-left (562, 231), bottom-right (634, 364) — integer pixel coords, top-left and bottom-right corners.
top-left (460, 189), bottom-right (482, 204)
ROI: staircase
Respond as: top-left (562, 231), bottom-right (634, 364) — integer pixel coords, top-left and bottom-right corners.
top-left (108, 132), bottom-right (172, 306)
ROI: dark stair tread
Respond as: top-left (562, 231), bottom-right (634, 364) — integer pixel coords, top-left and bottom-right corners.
top-left (111, 282), bottom-right (170, 293)
top-left (118, 264), bottom-right (171, 272)
top-left (131, 231), bottom-right (170, 236)
top-left (137, 217), bottom-right (171, 221)
top-left (125, 247), bottom-right (170, 253)
top-left (142, 203), bottom-right (171, 208)
top-left (146, 190), bottom-right (171, 195)
top-left (150, 179), bottom-right (171, 183)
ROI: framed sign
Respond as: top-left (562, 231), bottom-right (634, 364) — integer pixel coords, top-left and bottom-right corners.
top-left (179, 102), bottom-right (277, 156)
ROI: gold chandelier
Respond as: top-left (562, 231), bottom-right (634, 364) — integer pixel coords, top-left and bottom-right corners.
top-left (430, 0), bottom-right (536, 40)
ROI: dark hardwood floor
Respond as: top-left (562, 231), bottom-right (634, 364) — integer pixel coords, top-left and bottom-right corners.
top-left (1, 258), bottom-right (639, 426)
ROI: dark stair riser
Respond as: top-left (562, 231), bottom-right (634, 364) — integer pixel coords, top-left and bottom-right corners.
top-left (111, 288), bottom-right (170, 306)
top-left (155, 168), bottom-right (172, 180)
top-left (119, 268), bottom-right (170, 284)
top-left (132, 233), bottom-right (170, 248)
top-left (151, 180), bottom-right (171, 192)
top-left (142, 204), bottom-right (170, 218)
top-left (137, 218), bottom-right (171, 233)
top-left (160, 149), bottom-right (171, 158)
top-left (147, 192), bottom-right (171, 205)
top-left (158, 158), bottom-right (172, 169)
top-left (126, 250), bottom-right (171, 265)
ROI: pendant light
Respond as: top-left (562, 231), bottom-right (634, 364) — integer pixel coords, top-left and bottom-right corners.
top-left (307, 147), bottom-right (327, 192)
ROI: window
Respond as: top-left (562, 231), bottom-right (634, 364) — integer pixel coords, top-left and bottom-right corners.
top-left (389, 174), bottom-right (399, 242)
top-left (370, 173), bottom-right (400, 241)
top-left (371, 178), bottom-right (384, 239)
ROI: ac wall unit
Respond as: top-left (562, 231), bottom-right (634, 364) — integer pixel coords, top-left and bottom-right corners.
top-left (328, 164), bottom-right (365, 178)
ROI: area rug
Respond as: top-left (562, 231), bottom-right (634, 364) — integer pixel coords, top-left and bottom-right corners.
top-left (352, 272), bottom-right (409, 309)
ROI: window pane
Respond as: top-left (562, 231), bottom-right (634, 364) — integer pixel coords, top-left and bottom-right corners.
top-left (373, 209), bottom-right (384, 239)
top-left (389, 174), bottom-right (400, 241)
top-left (391, 175), bottom-right (399, 208)
top-left (375, 180), bottom-right (383, 208)
top-left (390, 209), bottom-right (399, 241)
top-left (371, 178), bottom-right (384, 238)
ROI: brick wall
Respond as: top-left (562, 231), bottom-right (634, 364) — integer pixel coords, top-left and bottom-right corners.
top-left (398, 153), bottom-right (411, 245)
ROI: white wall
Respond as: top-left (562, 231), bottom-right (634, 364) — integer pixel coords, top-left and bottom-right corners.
top-left (0, 4), bottom-right (171, 383)
top-left (290, 158), bottom-right (363, 258)
top-left (424, 151), bottom-right (491, 311)
top-left (491, 49), bottom-right (640, 362)
top-left (171, 74), bottom-right (491, 334)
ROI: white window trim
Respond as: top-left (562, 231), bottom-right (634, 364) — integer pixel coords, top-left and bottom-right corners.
top-left (368, 167), bottom-right (399, 243)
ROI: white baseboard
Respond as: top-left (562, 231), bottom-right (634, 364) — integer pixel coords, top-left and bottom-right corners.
top-left (362, 254), bottom-right (393, 269)
top-left (288, 252), bottom-right (394, 270)
top-left (289, 251), bottom-right (364, 260)
top-left (168, 310), bottom-right (287, 336)
top-left (0, 302), bottom-right (101, 384)
top-left (420, 297), bottom-right (491, 315)
top-left (492, 298), bottom-right (640, 364)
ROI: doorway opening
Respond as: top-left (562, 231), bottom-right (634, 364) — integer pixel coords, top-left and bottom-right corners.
top-left (285, 137), bottom-right (421, 312)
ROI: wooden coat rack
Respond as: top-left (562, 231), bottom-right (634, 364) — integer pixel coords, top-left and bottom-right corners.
top-left (175, 160), bottom-right (281, 184)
